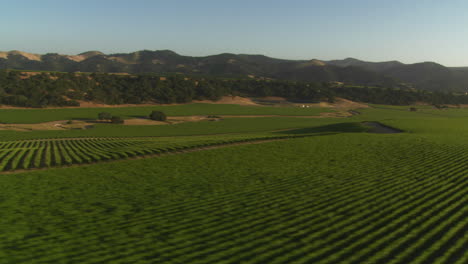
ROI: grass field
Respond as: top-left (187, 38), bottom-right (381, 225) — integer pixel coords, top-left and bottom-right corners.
top-left (0, 103), bottom-right (332, 124)
top-left (0, 104), bottom-right (467, 263)
top-left (0, 117), bottom-right (351, 141)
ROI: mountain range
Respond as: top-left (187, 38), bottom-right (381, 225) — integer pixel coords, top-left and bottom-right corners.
top-left (1, 50), bottom-right (468, 92)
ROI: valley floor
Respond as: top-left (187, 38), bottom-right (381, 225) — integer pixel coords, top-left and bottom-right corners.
top-left (0, 105), bottom-right (467, 263)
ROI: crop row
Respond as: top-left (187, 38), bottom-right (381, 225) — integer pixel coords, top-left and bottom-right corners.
top-left (0, 134), bottom-right (303, 172)
top-left (2, 136), bottom-right (467, 263)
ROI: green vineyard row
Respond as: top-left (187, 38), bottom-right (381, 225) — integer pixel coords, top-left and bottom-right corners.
top-left (1, 135), bottom-right (467, 263)
top-left (0, 134), bottom-right (311, 172)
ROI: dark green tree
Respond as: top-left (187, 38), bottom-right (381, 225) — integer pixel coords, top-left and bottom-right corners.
top-left (110, 116), bottom-right (124, 124)
top-left (98, 112), bottom-right (113, 121)
top-left (149, 111), bottom-right (167, 121)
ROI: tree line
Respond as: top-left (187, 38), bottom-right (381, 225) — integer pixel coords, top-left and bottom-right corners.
top-left (1, 70), bottom-right (468, 107)
top-left (98, 110), bottom-right (167, 124)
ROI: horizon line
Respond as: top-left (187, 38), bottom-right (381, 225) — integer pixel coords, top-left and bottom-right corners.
top-left (1, 49), bottom-right (465, 67)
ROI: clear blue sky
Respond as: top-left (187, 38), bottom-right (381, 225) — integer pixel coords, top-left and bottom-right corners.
top-left (1, 0), bottom-right (468, 66)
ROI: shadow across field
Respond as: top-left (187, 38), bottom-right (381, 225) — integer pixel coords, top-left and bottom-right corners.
top-left (276, 122), bottom-right (367, 135)
top-left (362, 121), bottom-right (403, 134)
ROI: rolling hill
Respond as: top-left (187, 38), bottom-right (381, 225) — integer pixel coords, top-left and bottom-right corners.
top-left (1, 50), bottom-right (468, 91)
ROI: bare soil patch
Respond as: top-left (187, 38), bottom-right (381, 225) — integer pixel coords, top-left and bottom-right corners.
top-left (78, 96), bottom-right (260, 108)
top-left (0, 117), bottom-right (222, 131)
top-left (445, 104), bottom-right (468, 108)
top-left (291, 98), bottom-right (369, 110)
top-left (0, 120), bottom-right (92, 131)
top-left (0, 96), bottom-right (368, 111)
top-left (196, 96), bottom-right (260, 106)
top-left (123, 119), bottom-right (168, 125)
top-left (0, 96), bottom-right (261, 109)
top-left (122, 116), bottom-right (222, 125)
top-left (0, 112), bottom-right (352, 132)
top-left (257, 96), bottom-right (288, 101)
top-left (333, 98), bottom-right (369, 109)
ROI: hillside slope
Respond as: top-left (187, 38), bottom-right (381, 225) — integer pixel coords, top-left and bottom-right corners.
top-left (2, 50), bottom-right (468, 91)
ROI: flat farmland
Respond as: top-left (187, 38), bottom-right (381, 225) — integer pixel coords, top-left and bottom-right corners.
top-left (0, 103), bottom-right (332, 124)
top-left (0, 105), bottom-right (466, 263)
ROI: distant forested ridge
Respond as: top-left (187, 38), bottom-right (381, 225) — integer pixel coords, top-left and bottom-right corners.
top-left (3, 50), bottom-right (468, 92)
top-left (1, 70), bottom-right (468, 108)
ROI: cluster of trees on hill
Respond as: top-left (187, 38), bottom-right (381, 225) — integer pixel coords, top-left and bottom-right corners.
top-left (0, 71), bottom-right (81, 107)
top-left (334, 87), bottom-right (468, 106)
top-left (1, 70), bottom-right (468, 107)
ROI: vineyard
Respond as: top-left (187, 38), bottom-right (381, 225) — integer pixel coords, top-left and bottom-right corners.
top-left (0, 134), bottom-right (307, 172)
top-left (0, 106), bottom-right (467, 263)
top-left (0, 134), bottom-right (467, 263)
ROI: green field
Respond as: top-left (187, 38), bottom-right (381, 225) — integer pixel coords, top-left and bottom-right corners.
top-left (0, 117), bottom-right (356, 141)
top-left (0, 132), bottom-right (349, 172)
top-left (0, 103), bottom-right (332, 124)
top-left (0, 105), bottom-right (467, 263)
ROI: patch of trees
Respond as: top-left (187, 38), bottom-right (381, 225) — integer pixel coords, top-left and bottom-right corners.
top-left (0, 71), bottom-right (81, 107)
top-left (1, 69), bottom-right (468, 107)
top-left (98, 112), bottom-right (124, 124)
top-left (98, 112), bottom-right (113, 121)
top-left (149, 111), bottom-right (167, 121)
top-left (333, 86), bottom-right (468, 106)
top-left (110, 116), bottom-right (124, 124)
